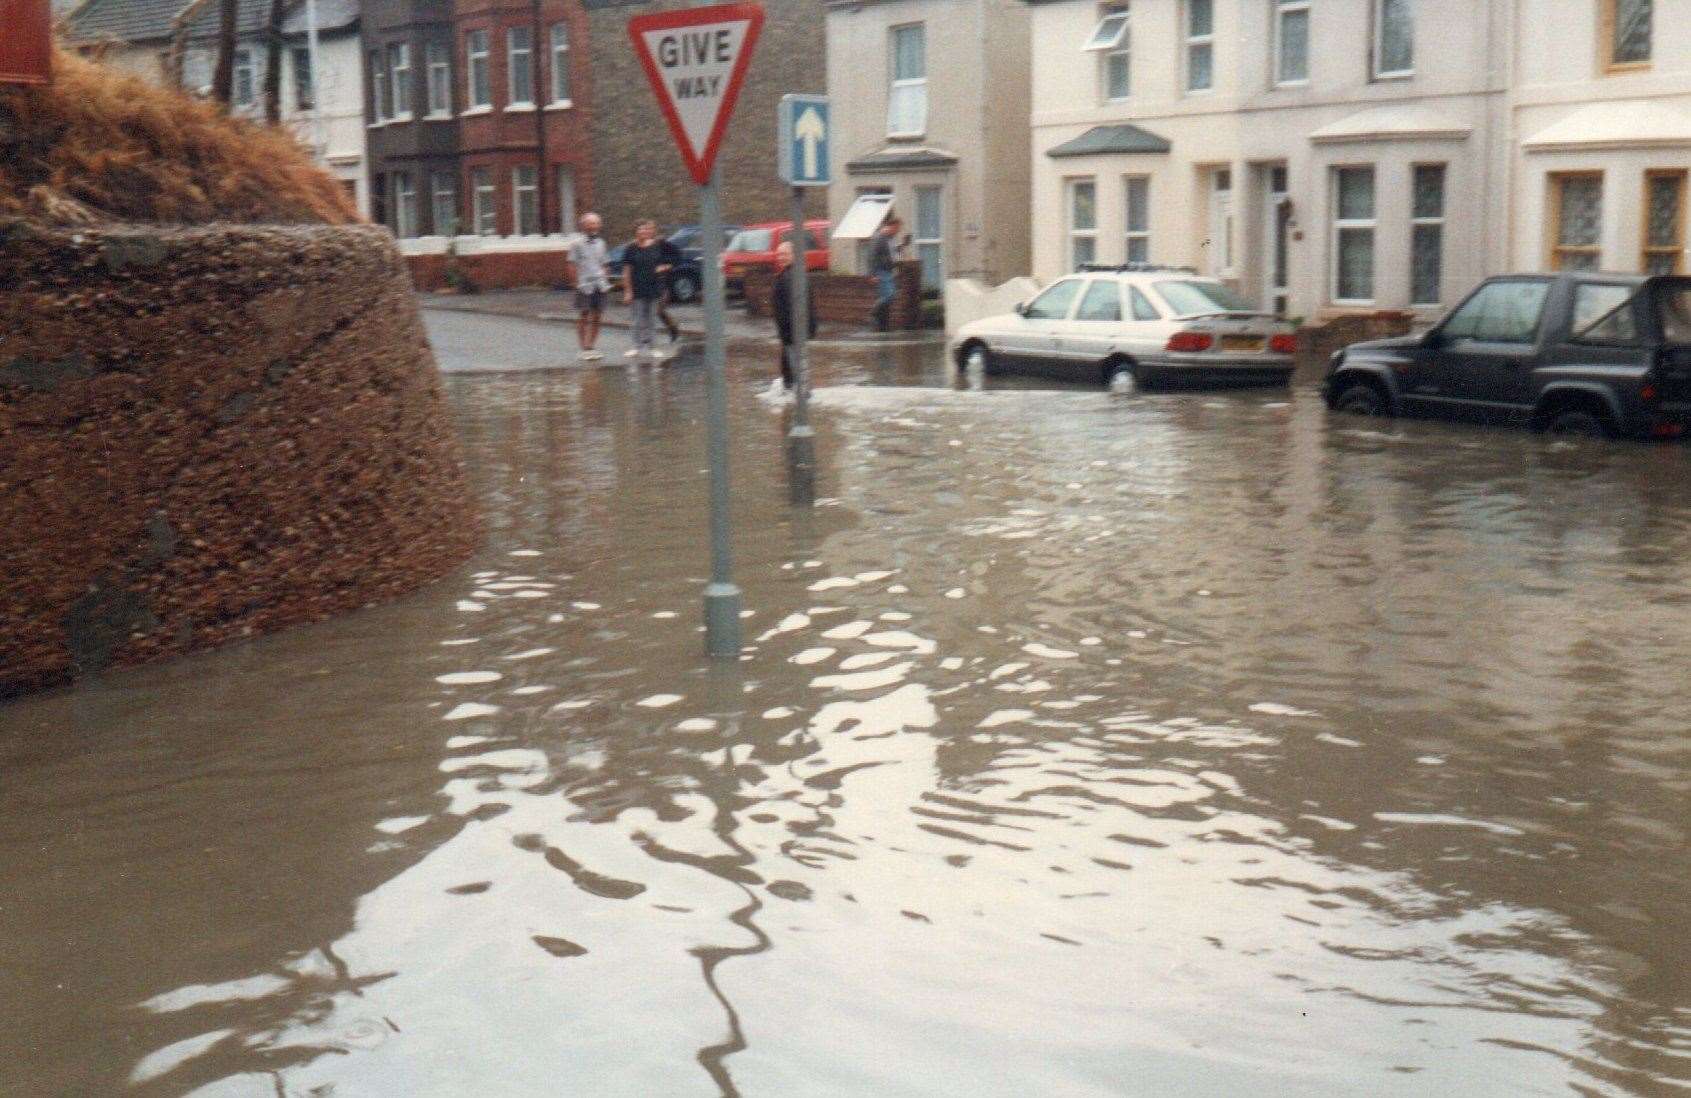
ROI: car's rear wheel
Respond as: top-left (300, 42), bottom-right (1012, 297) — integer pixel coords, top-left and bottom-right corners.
top-left (670, 272), bottom-right (699, 303)
top-left (1101, 357), bottom-right (1133, 388)
top-left (962, 343), bottom-right (993, 376)
top-left (1545, 408), bottom-right (1612, 439)
top-left (1333, 380), bottom-right (1386, 417)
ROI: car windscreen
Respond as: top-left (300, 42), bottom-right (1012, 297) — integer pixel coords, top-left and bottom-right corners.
top-left (1658, 281), bottom-right (1691, 344)
top-left (727, 229), bottom-right (772, 253)
top-left (1153, 280), bottom-right (1258, 316)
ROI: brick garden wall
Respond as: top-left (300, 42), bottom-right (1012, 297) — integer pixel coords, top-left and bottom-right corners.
top-left (405, 246), bottom-right (573, 290)
top-left (581, 0), bottom-right (826, 244)
top-left (0, 221), bottom-right (479, 698)
top-left (1299, 311), bottom-right (1415, 359)
top-left (742, 260), bottom-right (923, 330)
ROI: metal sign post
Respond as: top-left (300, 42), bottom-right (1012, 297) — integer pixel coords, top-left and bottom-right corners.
top-left (698, 167), bottom-right (740, 655)
top-left (629, 3), bottom-right (765, 659)
top-left (776, 94), bottom-right (831, 503)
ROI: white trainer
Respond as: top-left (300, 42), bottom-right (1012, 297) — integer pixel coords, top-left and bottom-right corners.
top-left (623, 347), bottom-right (643, 359)
top-left (580, 349), bottom-right (603, 361)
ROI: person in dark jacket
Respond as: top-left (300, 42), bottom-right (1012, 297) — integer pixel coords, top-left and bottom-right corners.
top-left (654, 234), bottom-right (686, 343)
top-left (771, 241), bottom-right (817, 390)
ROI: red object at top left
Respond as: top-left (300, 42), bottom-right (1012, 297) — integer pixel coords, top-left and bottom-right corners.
top-left (1, 0), bottom-right (54, 85)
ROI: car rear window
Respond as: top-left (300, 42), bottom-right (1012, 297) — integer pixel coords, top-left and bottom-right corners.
top-left (1659, 282), bottom-right (1691, 344)
top-left (729, 229), bottom-right (772, 252)
top-left (1571, 283), bottom-right (1640, 344)
top-left (1153, 280), bottom-right (1256, 316)
top-left (779, 228), bottom-right (825, 250)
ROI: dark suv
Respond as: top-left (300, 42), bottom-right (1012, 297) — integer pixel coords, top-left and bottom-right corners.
top-left (1324, 274), bottom-right (1691, 439)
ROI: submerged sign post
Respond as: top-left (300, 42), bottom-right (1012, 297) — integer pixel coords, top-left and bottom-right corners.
top-left (776, 94), bottom-right (830, 501)
top-left (629, 3), bottom-right (765, 659)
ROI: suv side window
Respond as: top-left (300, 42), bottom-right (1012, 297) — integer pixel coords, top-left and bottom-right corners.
top-left (1441, 280), bottom-right (1549, 344)
top-left (1025, 279), bottom-right (1083, 320)
top-left (1129, 286), bottom-right (1161, 321)
top-left (1076, 280), bottom-right (1122, 321)
top-left (1571, 283), bottom-right (1640, 344)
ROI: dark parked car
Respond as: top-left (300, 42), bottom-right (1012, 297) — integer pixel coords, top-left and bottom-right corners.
top-left (1325, 273), bottom-right (1691, 439)
top-left (605, 224), bottom-right (741, 304)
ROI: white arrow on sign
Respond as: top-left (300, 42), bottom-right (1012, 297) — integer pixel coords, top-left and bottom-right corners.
top-left (795, 106), bottom-right (825, 179)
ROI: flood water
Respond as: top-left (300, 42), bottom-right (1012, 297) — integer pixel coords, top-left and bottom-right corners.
top-left (2, 336), bottom-right (1688, 1096)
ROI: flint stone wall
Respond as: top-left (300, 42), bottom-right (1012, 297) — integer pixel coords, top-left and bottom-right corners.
top-left (0, 221), bottom-right (479, 698)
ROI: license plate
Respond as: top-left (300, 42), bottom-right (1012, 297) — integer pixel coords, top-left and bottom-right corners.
top-left (1220, 335), bottom-right (1266, 353)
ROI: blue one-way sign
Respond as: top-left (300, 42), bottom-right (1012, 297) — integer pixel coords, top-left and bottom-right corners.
top-left (778, 94), bottom-right (830, 187)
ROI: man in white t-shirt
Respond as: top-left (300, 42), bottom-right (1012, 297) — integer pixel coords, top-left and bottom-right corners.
top-left (568, 212), bottom-right (611, 361)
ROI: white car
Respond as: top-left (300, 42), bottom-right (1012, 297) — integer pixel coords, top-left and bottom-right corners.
top-left (952, 266), bottom-right (1298, 388)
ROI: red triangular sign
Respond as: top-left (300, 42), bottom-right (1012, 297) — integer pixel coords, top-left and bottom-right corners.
top-left (628, 3), bottom-right (765, 186)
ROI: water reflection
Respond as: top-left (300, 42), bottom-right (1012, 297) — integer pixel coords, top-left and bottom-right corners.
top-left (0, 352), bottom-right (1686, 1096)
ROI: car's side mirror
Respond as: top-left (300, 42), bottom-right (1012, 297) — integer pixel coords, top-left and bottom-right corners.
top-left (1014, 302), bottom-right (1029, 317)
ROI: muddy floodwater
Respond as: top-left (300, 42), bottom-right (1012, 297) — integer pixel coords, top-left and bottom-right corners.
top-left (2, 334), bottom-right (1688, 1097)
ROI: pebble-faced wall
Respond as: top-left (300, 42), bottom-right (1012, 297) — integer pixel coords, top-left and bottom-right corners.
top-left (0, 221), bottom-right (479, 698)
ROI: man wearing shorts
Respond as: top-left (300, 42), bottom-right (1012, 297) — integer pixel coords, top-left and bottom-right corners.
top-left (569, 212), bottom-right (610, 360)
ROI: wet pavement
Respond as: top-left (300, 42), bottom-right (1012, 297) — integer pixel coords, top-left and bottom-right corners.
top-left (1, 316), bottom-right (1688, 1096)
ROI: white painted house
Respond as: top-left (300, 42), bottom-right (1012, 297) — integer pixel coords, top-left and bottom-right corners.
top-left (63, 0), bottom-right (370, 217)
top-left (1025, 0), bottom-right (1688, 321)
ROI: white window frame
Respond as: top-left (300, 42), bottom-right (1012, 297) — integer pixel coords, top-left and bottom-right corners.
top-left (1332, 166), bottom-right (1377, 305)
top-left (471, 167), bottom-right (496, 235)
top-left (426, 42), bottom-right (452, 117)
top-left (507, 25), bottom-right (535, 109)
top-left (232, 48), bottom-right (255, 108)
top-left (549, 23), bottom-right (572, 106)
top-left (387, 42), bottom-right (411, 121)
top-left (556, 166), bottom-right (577, 233)
top-left (1068, 177), bottom-right (1098, 271)
top-left (1274, 0), bottom-right (1311, 86)
top-left (393, 171), bottom-right (417, 238)
top-left (1184, 0), bottom-right (1214, 93)
top-left (466, 30), bottom-right (492, 111)
top-left (887, 23), bottom-right (927, 138)
top-left (1084, 7), bottom-right (1131, 102)
top-left (370, 49), bottom-right (389, 123)
top-left (432, 172), bottom-right (458, 237)
top-left (1124, 175), bottom-right (1150, 263)
top-left (513, 165), bottom-right (540, 236)
top-left (1372, 0), bottom-right (1414, 80)
top-left (1410, 163), bottom-right (1445, 305)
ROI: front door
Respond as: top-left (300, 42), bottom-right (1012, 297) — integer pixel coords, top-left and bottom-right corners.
top-left (1208, 169), bottom-right (1234, 279)
top-left (1264, 166), bottom-right (1289, 315)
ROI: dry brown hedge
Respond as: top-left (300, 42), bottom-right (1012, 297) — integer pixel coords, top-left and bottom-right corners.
top-left (0, 49), bottom-right (358, 226)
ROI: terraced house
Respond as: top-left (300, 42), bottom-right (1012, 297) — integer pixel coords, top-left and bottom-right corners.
top-left (1025, 0), bottom-right (1690, 321)
top-left (362, 0), bottom-right (825, 248)
top-left (361, 0), bottom-right (594, 238)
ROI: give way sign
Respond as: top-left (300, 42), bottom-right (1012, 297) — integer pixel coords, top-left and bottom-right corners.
top-left (628, 3), bottom-right (765, 186)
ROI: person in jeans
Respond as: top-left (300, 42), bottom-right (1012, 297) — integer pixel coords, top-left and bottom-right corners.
top-left (771, 241), bottom-right (816, 390)
top-left (654, 233), bottom-right (686, 344)
top-left (568, 213), bottom-right (610, 361)
top-left (621, 220), bottom-right (672, 360)
top-left (867, 215), bottom-right (902, 331)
